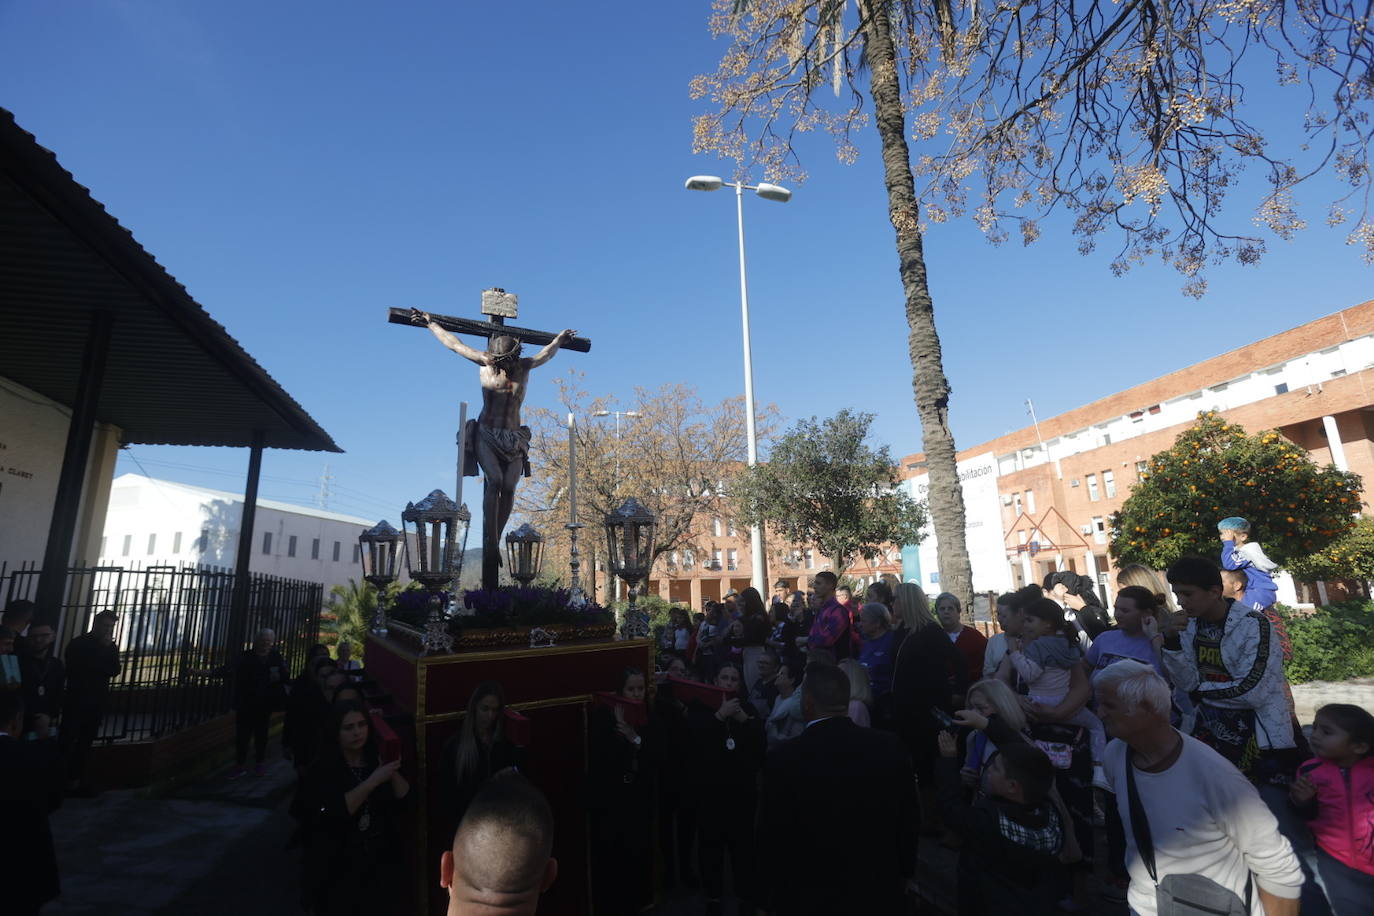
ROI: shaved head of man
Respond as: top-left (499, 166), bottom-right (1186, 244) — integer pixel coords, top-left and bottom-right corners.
top-left (441, 774), bottom-right (558, 915)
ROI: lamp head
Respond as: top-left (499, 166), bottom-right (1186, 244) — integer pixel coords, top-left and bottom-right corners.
top-left (685, 175), bottom-right (724, 192)
top-left (755, 182), bottom-right (792, 203)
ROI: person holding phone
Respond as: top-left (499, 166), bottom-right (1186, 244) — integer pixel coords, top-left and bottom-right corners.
top-left (300, 700), bottom-right (410, 915)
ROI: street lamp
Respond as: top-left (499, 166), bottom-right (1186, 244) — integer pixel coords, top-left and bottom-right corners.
top-left (604, 497), bottom-right (656, 639)
top-left (685, 174), bottom-right (791, 595)
top-left (402, 489), bottom-right (470, 655)
top-left (505, 523), bottom-right (545, 586)
top-left (591, 409), bottom-right (642, 488)
top-left (358, 519), bottom-right (405, 636)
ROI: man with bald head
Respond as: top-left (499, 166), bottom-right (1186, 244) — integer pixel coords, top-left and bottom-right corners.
top-left (442, 774), bottom-right (558, 915)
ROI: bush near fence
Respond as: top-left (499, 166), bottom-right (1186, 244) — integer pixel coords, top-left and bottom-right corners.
top-left (1279, 600), bottom-right (1374, 683)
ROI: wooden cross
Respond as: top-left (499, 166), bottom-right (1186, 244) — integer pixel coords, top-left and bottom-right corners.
top-left (386, 287), bottom-right (592, 352)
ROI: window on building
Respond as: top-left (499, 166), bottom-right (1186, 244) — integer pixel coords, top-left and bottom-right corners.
top-left (1148, 404), bottom-right (1161, 414)
top-left (1013, 492), bottom-right (1023, 516)
top-left (122, 534), bottom-right (132, 557)
top-left (727, 548), bottom-right (738, 571)
top-left (1104, 470), bottom-right (1116, 498)
top-left (1018, 530), bottom-right (1028, 545)
top-left (711, 548), bottom-right (722, 569)
top-left (670, 550), bottom-right (679, 567)
top-left (333, 541), bottom-right (341, 562)
top-left (287, 535), bottom-right (297, 558)
top-left (1135, 460), bottom-right (1149, 478)
top-left (712, 517), bottom-right (722, 537)
top-left (1332, 369), bottom-right (1348, 378)
top-left (262, 532), bottom-right (273, 554)
top-left (311, 538), bottom-right (320, 560)
top-left (172, 531), bottom-right (182, 554)
top-left (683, 549), bottom-right (695, 569)
top-left (804, 549), bottom-right (815, 569)
top-left (1129, 411), bottom-right (1144, 423)
top-left (352, 544), bottom-right (360, 564)
top-left (727, 519), bottom-right (737, 537)
top-left (1093, 516), bottom-right (1107, 545)
top-left (1275, 382), bottom-right (1289, 395)
top-left (1086, 473), bottom-right (1100, 501)
top-left (1025, 489), bottom-right (1036, 514)
top-left (147, 533), bottom-right (157, 555)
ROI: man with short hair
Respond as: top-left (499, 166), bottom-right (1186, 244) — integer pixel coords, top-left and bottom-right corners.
top-left (60, 610), bottom-right (121, 794)
top-left (806, 571), bottom-right (859, 661)
top-left (2, 598), bottom-right (35, 642)
top-left (760, 663), bottom-right (919, 914)
top-left (225, 628), bottom-right (288, 779)
top-left (1160, 556), bottom-right (1296, 777)
top-left (748, 648), bottom-right (780, 717)
top-left (983, 592), bottom-right (1021, 678)
top-left (19, 617), bottom-right (63, 740)
top-left (1096, 660), bottom-right (1301, 916)
top-left (440, 774), bottom-right (558, 916)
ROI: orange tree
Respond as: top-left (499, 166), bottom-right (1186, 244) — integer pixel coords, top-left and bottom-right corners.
top-left (1286, 516), bottom-right (1374, 582)
top-left (1109, 412), bottom-right (1362, 569)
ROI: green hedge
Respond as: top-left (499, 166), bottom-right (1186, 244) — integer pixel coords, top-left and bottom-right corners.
top-left (1280, 600), bottom-right (1374, 684)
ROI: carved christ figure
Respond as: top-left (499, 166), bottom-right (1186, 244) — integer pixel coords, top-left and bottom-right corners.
top-left (410, 308), bottom-right (576, 584)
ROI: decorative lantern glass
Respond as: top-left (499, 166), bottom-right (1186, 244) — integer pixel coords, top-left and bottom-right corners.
top-left (358, 519), bottom-right (405, 635)
top-left (604, 497), bottom-right (656, 587)
top-left (401, 489), bottom-right (470, 655)
top-left (504, 523), bottom-right (545, 586)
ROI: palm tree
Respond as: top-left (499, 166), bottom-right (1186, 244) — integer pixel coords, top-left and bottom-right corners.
top-left (321, 578), bottom-right (396, 651)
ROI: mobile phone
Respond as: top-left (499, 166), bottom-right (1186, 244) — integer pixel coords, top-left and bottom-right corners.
top-left (930, 706), bottom-right (958, 729)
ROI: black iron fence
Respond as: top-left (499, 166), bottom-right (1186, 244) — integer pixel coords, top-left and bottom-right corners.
top-left (1, 561), bottom-right (322, 744)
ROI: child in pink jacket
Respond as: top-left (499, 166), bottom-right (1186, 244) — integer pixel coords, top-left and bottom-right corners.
top-left (1290, 703), bottom-right (1374, 916)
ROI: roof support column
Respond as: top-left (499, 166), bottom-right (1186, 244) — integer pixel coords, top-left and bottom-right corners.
top-left (228, 430), bottom-right (265, 652)
top-left (37, 311), bottom-right (112, 617)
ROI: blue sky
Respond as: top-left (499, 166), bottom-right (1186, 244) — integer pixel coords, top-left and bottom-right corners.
top-left (3, 1), bottom-right (1370, 535)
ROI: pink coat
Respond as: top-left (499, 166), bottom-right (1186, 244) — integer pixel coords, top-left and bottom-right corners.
top-left (1301, 756), bottom-right (1374, 875)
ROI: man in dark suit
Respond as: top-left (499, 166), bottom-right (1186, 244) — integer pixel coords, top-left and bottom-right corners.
top-left (760, 663), bottom-right (921, 915)
top-left (0, 689), bottom-right (63, 915)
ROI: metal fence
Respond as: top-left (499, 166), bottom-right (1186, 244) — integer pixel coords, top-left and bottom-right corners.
top-left (1, 561), bottom-right (322, 744)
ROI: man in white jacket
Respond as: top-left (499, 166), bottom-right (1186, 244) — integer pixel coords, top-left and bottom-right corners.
top-left (1159, 556), bottom-right (1296, 777)
top-left (1096, 661), bottom-right (1302, 915)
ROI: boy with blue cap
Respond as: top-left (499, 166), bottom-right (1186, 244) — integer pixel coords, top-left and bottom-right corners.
top-left (1218, 517), bottom-right (1279, 611)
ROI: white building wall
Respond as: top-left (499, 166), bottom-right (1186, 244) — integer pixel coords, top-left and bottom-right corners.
top-left (98, 474), bottom-right (380, 597)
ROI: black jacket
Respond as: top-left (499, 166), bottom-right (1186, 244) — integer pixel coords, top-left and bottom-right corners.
top-left (0, 735), bottom-right (63, 910)
top-left (890, 624), bottom-right (967, 740)
top-left (228, 649), bottom-right (288, 711)
top-left (20, 651), bottom-right (65, 729)
top-left (62, 632), bottom-right (120, 709)
top-left (761, 716), bottom-right (919, 915)
top-left (684, 696), bottom-right (764, 803)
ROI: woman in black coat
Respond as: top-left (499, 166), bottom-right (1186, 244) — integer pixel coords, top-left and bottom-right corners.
top-left (300, 700), bottom-right (409, 915)
top-left (437, 681), bottom-right (521, 843)
top-left (654, 655), bottom-right (699, 889)
top-left (888, 582), bottom-right (968, 832)
top-left (685, 662), bottom-right (765, 915)
top-left (588, 667), bottom-right (660, 915)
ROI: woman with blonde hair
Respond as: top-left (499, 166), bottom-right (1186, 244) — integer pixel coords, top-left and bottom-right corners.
top-left (961, 678), bottom-right (1029, 782)
top-left (838, 658), bottom-right (873, 728)
top-left (1114, 563), bottom-right (1176, 612)
top-left (891, 582), bottom-right (937, 633)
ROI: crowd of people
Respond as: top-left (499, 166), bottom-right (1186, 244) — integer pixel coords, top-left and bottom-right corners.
top-left (7, 513), bottom-right (1374, 916)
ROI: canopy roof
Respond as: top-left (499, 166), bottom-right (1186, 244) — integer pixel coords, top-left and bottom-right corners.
top-left (0, 108), bottom-right (340, 452)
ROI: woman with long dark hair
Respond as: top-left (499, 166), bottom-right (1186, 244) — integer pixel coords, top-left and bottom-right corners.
top-left (300, 700), bottom-right (409, 915)
top-left (588, 667), bottom-right (659, 914)
top-left (438, 681), bottom-right (519, 842)
top-left (731, 587), bottom-right (771, 691)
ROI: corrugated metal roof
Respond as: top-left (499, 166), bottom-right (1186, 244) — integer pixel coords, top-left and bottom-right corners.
top-left (0, 107), bottom-right (341, 453)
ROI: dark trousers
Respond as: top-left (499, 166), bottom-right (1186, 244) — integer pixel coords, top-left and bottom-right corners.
top-left (697, 796), bottom-right (756, 905)
top-left (658, 789), bottom-right (698, 884)
top-left (59, 705), bottom-right (103, 785)
top-left (1317, 849), bottom-right (1374, 916)
top-left (235, 704), bottom-right (271, 765)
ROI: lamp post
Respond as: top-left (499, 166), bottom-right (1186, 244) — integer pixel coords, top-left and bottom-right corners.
top-left (565, 413), bottom-right (588, 606)
top-left (685, 174), bottom-right (790, 596)
top-left (358, 519), bottom-right (405, 636)
top-left (604, 497), bottom-right (656, 640)
top-left (505, 523), bottom-right (545, 586)
top-left (401, 489), bottom-right (470, 655)
top-left (590, 408), bottom-right (642, 490)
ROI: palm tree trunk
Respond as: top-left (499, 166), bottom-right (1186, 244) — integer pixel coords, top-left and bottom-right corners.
top-left (859, 0), bottom-right (974, 614)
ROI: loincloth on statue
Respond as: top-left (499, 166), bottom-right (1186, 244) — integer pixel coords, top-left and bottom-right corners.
top-left (462, 419), bottom-right (531, 478)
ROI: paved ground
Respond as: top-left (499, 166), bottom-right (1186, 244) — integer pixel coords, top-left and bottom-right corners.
top-left (34, 680), bottom-right (1374, 915)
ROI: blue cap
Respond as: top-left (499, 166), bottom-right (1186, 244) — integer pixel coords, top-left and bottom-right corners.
top-left (1217, 517), bottom-right (1250, 532)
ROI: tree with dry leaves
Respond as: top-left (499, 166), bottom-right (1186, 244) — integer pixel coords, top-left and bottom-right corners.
top-left (693, 0), bottom-right (1373, 610)
top-left (515, 373), bottom-right (780, 595)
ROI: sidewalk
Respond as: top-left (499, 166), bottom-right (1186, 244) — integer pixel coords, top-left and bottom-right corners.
top-left (1290, 677), bottom-right (1374, 726)
top-left (39, 751), bottom-right (301, 916)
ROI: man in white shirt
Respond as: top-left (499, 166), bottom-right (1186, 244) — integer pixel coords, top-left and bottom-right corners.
top-left (1095, 660), bottom-right (1302, 915)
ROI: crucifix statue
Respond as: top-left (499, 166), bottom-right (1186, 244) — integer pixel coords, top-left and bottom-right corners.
top-left (390, 289), bottom-right (591, 591)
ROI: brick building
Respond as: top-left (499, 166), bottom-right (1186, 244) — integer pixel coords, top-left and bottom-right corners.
top-left (898, 297), bottom-right (1374, 602)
